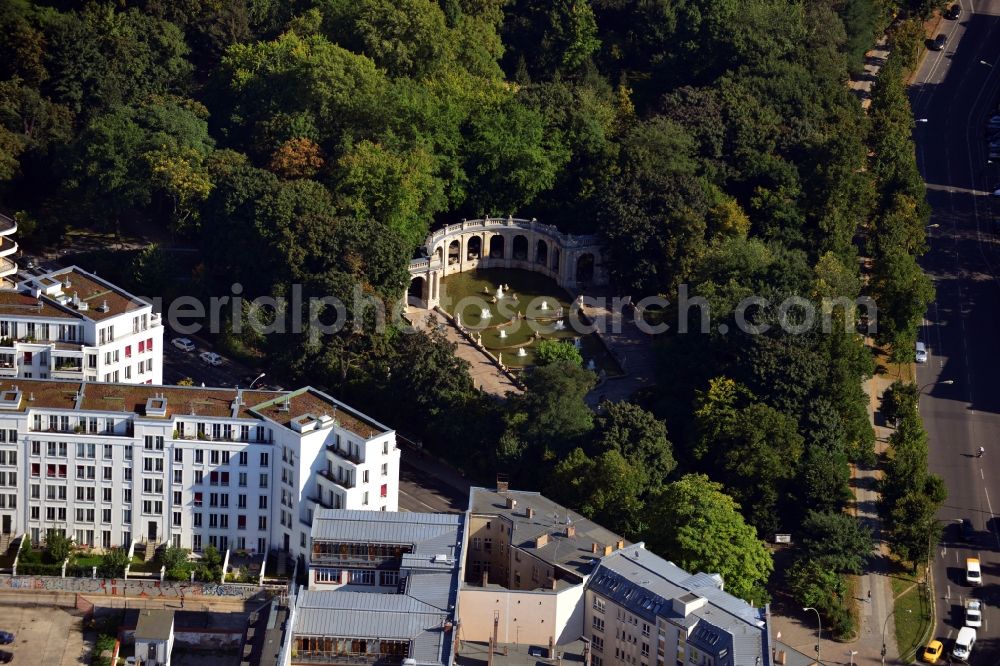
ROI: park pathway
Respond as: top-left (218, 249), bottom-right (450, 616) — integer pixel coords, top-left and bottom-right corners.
top-left (770, 370), bottom-right (904, 665)
top-left (577, 295), bottom-right (657, 406)
top-left (406, 306), bottom-right (522, 397)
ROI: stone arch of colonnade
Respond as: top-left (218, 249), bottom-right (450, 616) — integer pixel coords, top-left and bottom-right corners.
top-left (407, 217), bottom-right (607, 308)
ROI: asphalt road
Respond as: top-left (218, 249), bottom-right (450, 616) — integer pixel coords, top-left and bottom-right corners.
top-left (912, 2), bottom-right (1000, 664)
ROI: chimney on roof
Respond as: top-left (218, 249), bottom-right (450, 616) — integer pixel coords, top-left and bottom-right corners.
top-left (616, 539), bottom-right (624, 550)
top-left (505, 497), bottom-right (516, 510)
top-left (535, 533), bottom-right (549, 548)
top-left (566, 525), bottom-right (576, 539)
top-left (603, 545), bottom-right (612, 556)
top-left (550, 578), bottom-right (558, 590)
top-left (481, 569), bottom-right (489, 587)
top-left (525, 507), bottom-right (534, 519)
top-left (591, 543), bottom-right (598, 554)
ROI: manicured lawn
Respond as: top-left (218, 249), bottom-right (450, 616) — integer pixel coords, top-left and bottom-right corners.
top-left (128, 556), bottom-right (162, 573)
top-left (891, 571), bottom-right (932, 663)
top-left (71, 554), bottom-right (103, 568)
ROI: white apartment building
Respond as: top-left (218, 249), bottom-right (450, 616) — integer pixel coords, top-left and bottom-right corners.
top-left (0, 266), bottom-right (163, 384)
top-left (0, 379), bottom-right (400, 559)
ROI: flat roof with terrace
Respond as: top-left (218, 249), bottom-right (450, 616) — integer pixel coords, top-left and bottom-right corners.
top-left (0, 379), bottom-right (385, 436)
top-left (15, 265), bottom-right (152, 322)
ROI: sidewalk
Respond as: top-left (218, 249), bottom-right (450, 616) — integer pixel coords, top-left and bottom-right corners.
top-left (769, 372), bottom-right (902, 665)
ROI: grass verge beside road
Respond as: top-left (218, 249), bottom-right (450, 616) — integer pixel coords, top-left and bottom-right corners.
top-left (891, 569), bottom-right (933, 662)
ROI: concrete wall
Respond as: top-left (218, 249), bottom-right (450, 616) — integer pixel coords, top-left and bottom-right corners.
top-left (458, 587), bottom-right (560, 646)
top-left (0, 574), bottom-right (261, 599)
top-left (553, 583), bottom-right (586, 644)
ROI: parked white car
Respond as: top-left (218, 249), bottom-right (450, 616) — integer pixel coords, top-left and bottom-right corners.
top-left (171, 337), bottom-right (195, 352)
top-left (916, 341), bottom-right (928, 363)
top-left (965, 599), bottom-right (982, 628)
top-left (199, 351), bottom-right (223, 366)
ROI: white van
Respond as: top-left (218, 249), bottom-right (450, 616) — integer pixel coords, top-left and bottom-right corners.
top-left (953, 626), bottom-right (976, 661)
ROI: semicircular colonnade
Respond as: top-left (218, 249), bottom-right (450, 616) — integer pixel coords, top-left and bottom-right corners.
top-left (407, 216), bottom-right (607, 307)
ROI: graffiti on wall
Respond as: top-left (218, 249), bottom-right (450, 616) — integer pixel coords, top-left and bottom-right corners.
top-left (0, 575), bottom-right (260, 599)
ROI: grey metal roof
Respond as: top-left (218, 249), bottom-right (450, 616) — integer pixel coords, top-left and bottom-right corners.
top-left (295, 589), bottom-right (453, 665)
top-left (468, 487), bottom-right (624, 576)
top-left (135, 609), bottom-right (174, 641)
top-left (312, 509), bottom-right (463, 556)
top-left (591, 545), bottom-right (767, 666)
top-left (297, 510), bottom-right (463, 666)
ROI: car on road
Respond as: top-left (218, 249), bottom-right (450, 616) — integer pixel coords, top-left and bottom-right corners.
top-left (916, 341), bottom-right (928, 363)
top-left (944, 4), bottom-right (962, 19)
top-left (921, 639), bottom-right (944, 664)
top-left (965, 599), bottom-right (983, 628)
top-left (199, 351), bottom-right (223, 366)
top-left (992, 185), bottom-right (1000, 197)
top-left (171, 337), bottom-right (196, 352)
top-left (0, 632), bottom-right (12, 645)
top-left (952, 626), bottom-right (976, 661)
top-left (0, 650), bottom-right (11, 663)
top-left (961, 518), bottom-right (975, 542)
top-left (965, 557), bottom-right (982, 585)
top-left (930, 34), bottom-right (947, 51)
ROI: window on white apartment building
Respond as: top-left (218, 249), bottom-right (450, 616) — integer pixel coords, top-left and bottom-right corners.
top-left (174, 449), bottom-right (182, 463)
top-left (258, 516), bottom-right (267, 530)
top-left (173, 470), bottom-right (182, 484)
top-left (258, 495), bottom-right (268, 509)
top-left (259, 452), bottom-right (269, 466)
top-left (122, 509), bottom-right (131, 524)
top-left (593, 597), bottom-right (605, 613)
top-left (123, 489), bottom-right (131, 502)
top-left (259, 473), bottom-right (268, 488)
top-left (195, 450), bottom-right (203, 464)
top-left (193, 535), bottom-right (202, 552)
top-left (102, 488), bottom-right (111, 502)
top-left (362, 491), bottom-right (369, 506)
top-left (193, 513), bottom-right (202, 527)
top-left (592, 617), bottom-right (604, 632)
top-left (591, 635), bottom-right (604, 652)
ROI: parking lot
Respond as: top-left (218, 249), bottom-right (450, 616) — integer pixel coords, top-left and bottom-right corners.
top-left (162, 335), bottom-right (262, 389)
top-left (0, 603), bottom-right (91, 664)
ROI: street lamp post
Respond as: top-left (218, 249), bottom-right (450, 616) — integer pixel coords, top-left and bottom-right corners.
top-left (248, 372), bottom-right (266, 389)
top-left (803, 607), bottom-right (821, 665)
top-left (918, 379), bottom-right (955, 394)
top-left (882, 608), bottom-right (911, 666)
top-left (849, 650), bottom-right (858, 666)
